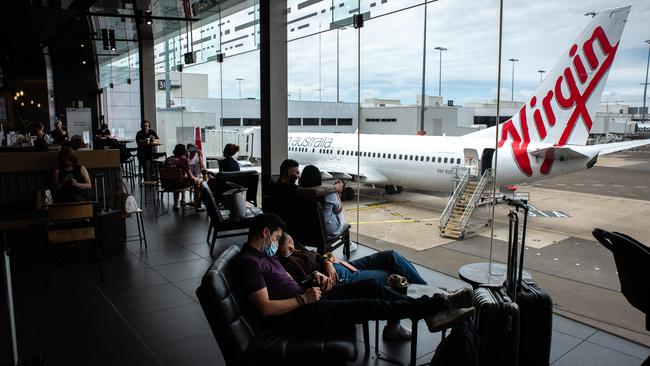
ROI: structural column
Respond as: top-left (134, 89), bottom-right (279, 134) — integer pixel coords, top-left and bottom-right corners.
top-left (260, 0), bottom-right (288, 190)
top-left (136, 0), bottom-right (157, 129)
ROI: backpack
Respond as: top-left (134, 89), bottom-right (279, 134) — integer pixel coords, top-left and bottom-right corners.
top-left (430, 319), bottom-right (481, 366)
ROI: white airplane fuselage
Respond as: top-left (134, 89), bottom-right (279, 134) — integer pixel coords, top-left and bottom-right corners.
top-left (287, 132), bottom-right (596, 192)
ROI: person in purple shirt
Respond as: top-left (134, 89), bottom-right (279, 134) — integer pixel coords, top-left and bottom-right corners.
top-left (232, 213), bottom-right (475, 335)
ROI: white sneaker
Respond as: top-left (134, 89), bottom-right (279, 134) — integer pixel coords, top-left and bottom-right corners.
top-left (425, 307), bottom-right (475, 333)
top-left (382, 324), bottom-right (412, 340)
top-left (349, 242), bottom-right (358, 252)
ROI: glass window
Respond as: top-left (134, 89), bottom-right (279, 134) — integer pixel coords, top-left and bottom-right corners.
top-left (321, 118), bottom-right (336, 125)
top-left (288, 118), bottom-right (301, 125)
top-left (222, 118), bottom-right (241, 126)
top-left (337, 118), bottom-right (353, 125)
top-left (243, 118), bottom-right (261, 126)
top-left (303, 118), bottom-right (319, 126)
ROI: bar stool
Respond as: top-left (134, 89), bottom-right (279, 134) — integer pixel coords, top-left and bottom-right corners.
top-left (125, 208), bottom-right (148, 250)
top-left (140, 179), bottom-right (160, 213)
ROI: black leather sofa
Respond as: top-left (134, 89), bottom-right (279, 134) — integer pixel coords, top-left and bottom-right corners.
top-left (196, 245), bottom-right (363, 366)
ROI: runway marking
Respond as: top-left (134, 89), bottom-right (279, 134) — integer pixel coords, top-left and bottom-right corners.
top-left (352, 218), bottom-right (440, 225)
top-left (574, 183), bottom-right (585, 186)
top-left (593, 184), bottom-right (604, 187)
top-left (613, 184), bottom-right (625, 188)
top-left (634, 186), bottom-right (648, 189)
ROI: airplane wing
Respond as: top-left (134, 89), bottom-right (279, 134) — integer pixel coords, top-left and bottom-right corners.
top-left (304, 161), bottom-right (389, 184)
top-left (588, 139), bottom-right (650, 156)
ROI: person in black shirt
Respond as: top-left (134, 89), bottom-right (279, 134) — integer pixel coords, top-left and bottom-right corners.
top-left (33, 122), bottom-right (49, 151)
top-left (95, 123), bottom-right (112, 139)
top-left (52, 147), bottom-right (92, 203)
top-left (135, 120), bottom-right (159, 179)
top-left (218, 143), bottom-right (240, 172)
top-left (267, 159), bottom-right (343, 199)
top-left (51, 118), bottom-right (68, 145)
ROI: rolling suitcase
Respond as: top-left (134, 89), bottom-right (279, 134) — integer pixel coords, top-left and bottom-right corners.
top-left (474, 286), bottom-right (520, 366)
top-left (506, 202), bottom-right (554, 366)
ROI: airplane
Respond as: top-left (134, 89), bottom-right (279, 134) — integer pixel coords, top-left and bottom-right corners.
top-left (287, 6), bottom-right (650, 194)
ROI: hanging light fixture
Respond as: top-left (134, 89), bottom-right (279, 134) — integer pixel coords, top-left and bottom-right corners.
top-left (101, 29), bottom-right (109, 51)
top-left (109, 29), bottom-right (116, 51)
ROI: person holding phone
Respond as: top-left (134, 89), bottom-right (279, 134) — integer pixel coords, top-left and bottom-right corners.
top-left (52, 147), bottom-right (92, 203)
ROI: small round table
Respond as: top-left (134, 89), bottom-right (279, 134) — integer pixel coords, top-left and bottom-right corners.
top-left (458, 262), bottom-right (532, 288)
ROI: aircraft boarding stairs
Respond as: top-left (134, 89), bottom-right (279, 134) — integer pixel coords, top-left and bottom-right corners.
top-left (439, 168), bottom-right (493, 239)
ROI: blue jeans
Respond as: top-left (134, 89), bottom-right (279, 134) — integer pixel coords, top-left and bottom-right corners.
top-left (334, 250), bottom-right (427, 286)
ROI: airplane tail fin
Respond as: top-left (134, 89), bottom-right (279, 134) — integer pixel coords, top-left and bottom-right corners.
top-left (470, 6), bottom-right (630, 147)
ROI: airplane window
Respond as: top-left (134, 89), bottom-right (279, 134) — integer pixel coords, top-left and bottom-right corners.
top-left (457, 158), bottom-right (461, 164)
top-left (409, 155), bottom-right (413, 160)
top-left (426, 156), bottom-right (430, 162)
top-left (415, 156), bottom-right (419, 161)
top-left (421, 156), bottom-right (425, 161)
top-left (437, 157), bottom-right (441, 163)
top-left (372, 153), bottom-right (376, 158)
top-left (355, 151), bottom-right (359, 156)
top-left (393, 154), bottom-right (397, 159)
top-left (399, 154), bottom-right (403, 159)
top-left (444, 157), bottom-right (448, 163)
top-left (382, 153), bottom-right (386, 158)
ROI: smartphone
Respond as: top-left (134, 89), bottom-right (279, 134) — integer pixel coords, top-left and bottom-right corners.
top-left (300, 272), bottom-right (316, 286)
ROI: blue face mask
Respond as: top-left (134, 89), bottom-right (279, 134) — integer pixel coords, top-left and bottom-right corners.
top-left (264, 240), bottom-right (278, 257)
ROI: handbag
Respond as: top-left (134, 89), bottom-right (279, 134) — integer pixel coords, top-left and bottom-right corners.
top-left (114, 179), bottom-right (140, 214)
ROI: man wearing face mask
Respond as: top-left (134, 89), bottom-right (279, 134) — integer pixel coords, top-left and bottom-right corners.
top-left (233, 213), bottom-right (475, 336)
top-left (267, 159), bottom-right (344, 199)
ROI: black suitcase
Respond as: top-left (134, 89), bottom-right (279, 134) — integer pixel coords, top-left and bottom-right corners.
top-left (474, 286), bottom-right (520, 366)
top-left (506, 202), bottom-right (554, 366)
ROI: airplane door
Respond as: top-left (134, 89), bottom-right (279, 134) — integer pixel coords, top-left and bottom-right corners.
top-left (463, 148), bottom-right (479, 176)
top-left (481, 148), bottom-right (495, 175)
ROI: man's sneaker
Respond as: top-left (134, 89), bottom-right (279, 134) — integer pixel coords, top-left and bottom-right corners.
top-left (382, 324), bottom-right (412, 340)
top-left (444, 287), bottom-right (474, 309)
top-left (425, 307), bottom-right (475, 333)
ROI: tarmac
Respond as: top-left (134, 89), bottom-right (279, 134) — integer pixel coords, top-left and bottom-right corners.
top-left (342, 146), bottom-right (650, 346)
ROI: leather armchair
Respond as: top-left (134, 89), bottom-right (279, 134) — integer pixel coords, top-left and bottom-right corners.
top-left (196, 245), bottom-right (360, 366)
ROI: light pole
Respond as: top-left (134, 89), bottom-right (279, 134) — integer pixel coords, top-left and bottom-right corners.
top-left (337, 27), bottom-right (347, 103)
top-left (508, 58), bottom-right (519, 102)
top-left (434, 47), bottom-right (447, 97)
top-left (642, 40), bottom-right (650, 123)
top-left (236, 78), bottom-right (243, 99)
top-left (537, 70), bottom-right (545, 85)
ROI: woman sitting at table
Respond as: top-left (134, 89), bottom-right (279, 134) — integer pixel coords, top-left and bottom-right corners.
top-left (51, 118), bottom-right (68, 145)
top-left (95, 123), bottom-right (112, 139)
top-left (163, 144), bottom-right (202, 210)
top-left (52, 147), bottom-right (92, 203)
top-left (218, 143), bottom-right (240, 172)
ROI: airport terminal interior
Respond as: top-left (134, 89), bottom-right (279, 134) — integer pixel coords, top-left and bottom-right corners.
top-left (1, 0), bottom-right (650, 365)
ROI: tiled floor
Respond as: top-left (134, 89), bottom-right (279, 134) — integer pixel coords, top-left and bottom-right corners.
top-left (6, 201), bottom-right (649, 365)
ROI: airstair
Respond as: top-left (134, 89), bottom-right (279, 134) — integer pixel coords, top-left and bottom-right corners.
top-left (439, 168), bottom-right (493, 239)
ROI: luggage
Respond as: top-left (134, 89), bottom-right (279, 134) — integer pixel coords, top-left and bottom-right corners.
top-left (474, 286), bottom-right (520, 366)
top-left (506, 202), bottom-right (554, 366)
top-left (430, 319), bottom-right (481, 366)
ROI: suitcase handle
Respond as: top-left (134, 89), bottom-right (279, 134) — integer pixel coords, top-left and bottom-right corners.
top-left (505, 201), bottom-right (529, 299)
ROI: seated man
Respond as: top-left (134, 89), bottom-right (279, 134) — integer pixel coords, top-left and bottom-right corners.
top-left (232, 213), bottom-right (475, 337)
top-left (277, 232), bottom-right (428, 339)
top-left (267, 159), bottom-right (343, 200)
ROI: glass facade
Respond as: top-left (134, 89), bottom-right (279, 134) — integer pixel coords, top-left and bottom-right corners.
top-left (93, 0), bottom-right (650, 341)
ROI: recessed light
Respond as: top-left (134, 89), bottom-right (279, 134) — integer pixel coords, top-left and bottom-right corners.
top-left (82, 60), bottom-right (87, 64)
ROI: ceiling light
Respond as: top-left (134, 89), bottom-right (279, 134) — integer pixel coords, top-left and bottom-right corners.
top-left (30, 100), bottom-right (34, 104)
top-left (13, 96), bottom-right (17, 100)
top-left (82, 60), bottom-right (87, 65)
top-left (20, 102), bottom-right (24, 106)
top-left (37, 103), bottom-right (41, 108)
top-left (81, 44), bottom-right (85, 48)
top-left (20, 91), bottom-right (24, 96)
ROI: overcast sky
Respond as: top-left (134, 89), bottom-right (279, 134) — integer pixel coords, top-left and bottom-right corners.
top-left (185, 0), bottom-right (650, 107)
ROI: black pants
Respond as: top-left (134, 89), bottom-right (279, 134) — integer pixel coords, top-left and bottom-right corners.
top-left (267, 279), bottom-right (447, 333)
top-left (137, 152), bottom-right (153, 179)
